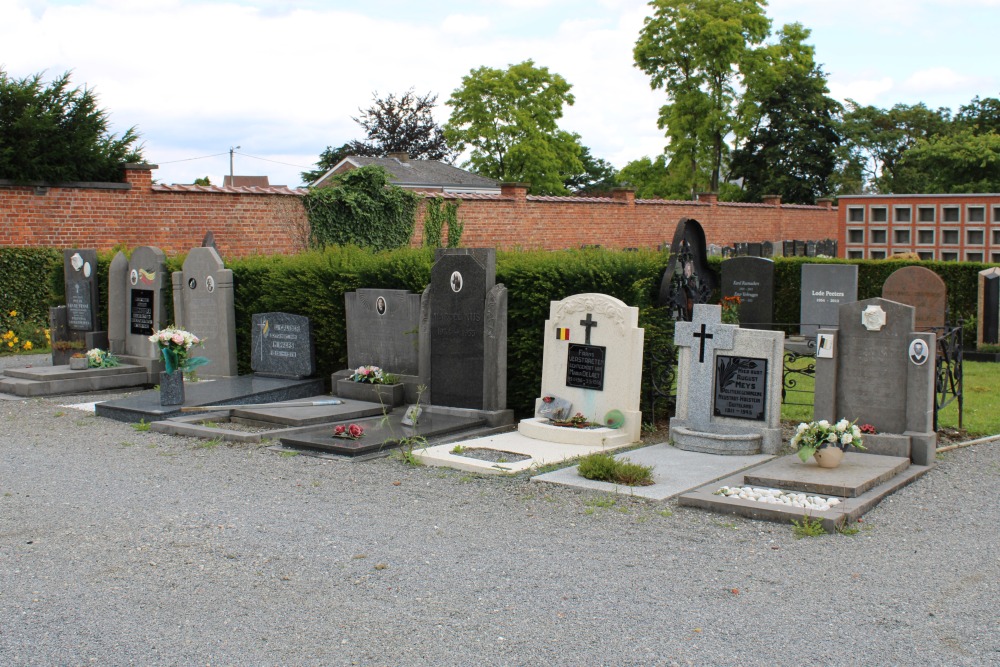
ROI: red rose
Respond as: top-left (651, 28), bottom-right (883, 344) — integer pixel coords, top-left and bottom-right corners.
top-left (543, 396), bottom-right (554, 403)
top-left (348, 423), bottom-right (364, 438)
top-left (334, 425), bottom-right (346, 436)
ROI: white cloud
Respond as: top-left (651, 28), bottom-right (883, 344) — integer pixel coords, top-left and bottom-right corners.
top-left (828, 77), bottom-right (895, 106)
top-left (441, 14), bottom-right (490, 34)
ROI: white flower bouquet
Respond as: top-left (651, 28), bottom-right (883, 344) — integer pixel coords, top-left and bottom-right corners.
top-left (792, 419), bottom-right (866, 462)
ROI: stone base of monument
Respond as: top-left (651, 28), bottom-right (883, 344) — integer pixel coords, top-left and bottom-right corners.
top-left (859, 432), bottom-right (937, 467)
top-left (518, 417), bottom-right (637, 449)
top-left (669, 422), bottom-right (782, 455)
top-left (151, 395), bottom-right (387, 443)
top-left (114, 353), bottom-right (166, 384)
top-left (94, 374), bottom-right (324, 423)
top-left (277, 408), bottom-right (489, 458)
top-left (678, 452), bottom-right (931, 532)
top-left (0, 364), bottom-right (148, 397)
top-left (331, 370), bottom-right (426, 405)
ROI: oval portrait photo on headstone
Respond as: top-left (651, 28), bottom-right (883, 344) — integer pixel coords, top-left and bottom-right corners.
top-left (450, 271), bottom-right (463, 293)
top-left (129, 269), bottom-right (138, 286)
top-left (206, 275), bottom-right (215, 293)
top-left (376, 296), bottom-right (387, 315)
top-left (188, 278), bottom-right (197, 290)
top-left (83, 262), bottom-right (91, 278)
top-left (908, 338), bottom-right (929, 365)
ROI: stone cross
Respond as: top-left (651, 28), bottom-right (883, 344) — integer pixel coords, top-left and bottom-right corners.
top-left (675, 304), bottom-right (736, 369)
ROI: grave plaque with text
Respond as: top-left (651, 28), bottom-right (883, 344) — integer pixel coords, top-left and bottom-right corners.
top-left (251, 312), bottom-right (315, 378)
top-left (566, 343), bottom-right (606, 391)
top-left (129, 289), bottom-right (154, 335)
top-left (713, 355), bottom-right (767, 421)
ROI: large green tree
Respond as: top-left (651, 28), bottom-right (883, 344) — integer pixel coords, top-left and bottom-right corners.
top-left (728, 23), bottom-right (842, 204)
top-left (893, 129), bottom-right (1000, 193)
top-left (302, 89), bottom-right (452, 184)
top-left (443, 59), bottom-right (585, 195)
top-left (564, 146), bottom-right (619, 194)
top-left (634, 0), bottom-right (771, 195)
top-left (0, 69), bottom-right (143, 183)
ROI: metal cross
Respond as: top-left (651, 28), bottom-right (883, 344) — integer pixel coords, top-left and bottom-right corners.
top-left (692, 323), bottom-right (713, 363)
top-left (580, 313), bottom-right (598, 345)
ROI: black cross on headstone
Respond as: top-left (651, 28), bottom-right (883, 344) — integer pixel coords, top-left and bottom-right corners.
top-left (580, 313), bottom-right (598, 345)
top-left (692, 323), bottom-right (713, 363)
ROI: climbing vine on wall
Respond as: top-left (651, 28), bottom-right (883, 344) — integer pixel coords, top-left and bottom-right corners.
top-left (423, 196), bottom-right (463, 247)
top-left (302, 165), bottom-right (420, 251)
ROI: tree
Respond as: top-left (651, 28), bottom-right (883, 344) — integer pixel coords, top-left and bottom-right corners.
top-left (194, 176), bottom-right (211, 186)
top-left (301, 89), bottom-right (452, 184)
top-left (443, 59), bottom-right (585, 195)
top-left (893, 129), bottom-right (1000, 193)
top-left (634, 0), bottom-right (771, 195)
top-left (0, 69), bottom-right (143, 183)
top-left (618, 154), bottom-right (682, 199)
top-left (728, 23), bottom-right (842, 204)
top-left (564, 146), bottom-right (619, 194)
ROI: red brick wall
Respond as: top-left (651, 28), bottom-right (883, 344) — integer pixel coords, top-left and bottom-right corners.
top-left (0, 167), bottom-right (838, 257)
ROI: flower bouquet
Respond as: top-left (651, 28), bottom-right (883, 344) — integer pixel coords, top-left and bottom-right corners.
top-left (333, 423), bottom-right (365, 440)
top-left (86, 348), bottom-right (120, 369)
top-left (148, 326), bottom-right (209, 375)
top-left (792, 419), bottom-right (866, 463)
top-left (349, 365), bottom-right (396, 385)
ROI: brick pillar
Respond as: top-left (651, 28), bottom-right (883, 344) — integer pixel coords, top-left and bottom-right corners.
top-left (500, 182), bottom-right (529, 200)
top-left (816, 198), bottom-right (833, 210)
top-left (124, 163), bottom-right (156, 189)
top-left (762, 194), bottom-right (782, 206)
top-left (610, 187), bottom-right (635, 206)
top-left (696, 192), bottom-right (718, 205)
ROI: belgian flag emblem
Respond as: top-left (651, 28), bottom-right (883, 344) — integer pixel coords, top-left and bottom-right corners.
top-left (556, 327), bottom-right (570, 340)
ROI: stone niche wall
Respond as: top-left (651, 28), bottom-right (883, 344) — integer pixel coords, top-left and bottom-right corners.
top-left (0, 169), bottom-right (838, 257)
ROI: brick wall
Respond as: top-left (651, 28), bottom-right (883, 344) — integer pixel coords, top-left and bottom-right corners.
top-left (0, 166), bottom-right (838, 257)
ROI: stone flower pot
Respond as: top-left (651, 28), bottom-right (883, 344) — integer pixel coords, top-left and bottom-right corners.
top-left (69, 356), bottom-right (89, 370)
top-left (336, 378), bottom-right (404, 407)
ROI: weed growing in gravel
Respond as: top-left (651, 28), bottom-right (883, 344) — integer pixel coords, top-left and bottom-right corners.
top-left (120, 441), bottom-right (135, 447)
top-left (195, 437), bottom-right (223, 450)
top-left (585, 495), bottom-right (617, 509)
top-left (201, 420), bottom-right (220, 428)
top-left (53, 411), bottom-right (65, 418)
top-left (836, 522), bottom-right (861, 536)
top-left (132, 419), bottom-right (151, 432)
top-left (396, 435), bottom-right (427, 466)
top-left (451, 444), bottom-right (466, 454)
top-left (279, 450), bottom-right (299, 458)
top-left (658, 509), bottom-right (673, 518)
top-left (792, 515), bottom-right (827, 538)
top-left (713, 519), bottom-right (739, 530)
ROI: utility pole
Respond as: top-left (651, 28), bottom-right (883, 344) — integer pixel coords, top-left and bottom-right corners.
top-left (229, 146), bottom-right (241, 185)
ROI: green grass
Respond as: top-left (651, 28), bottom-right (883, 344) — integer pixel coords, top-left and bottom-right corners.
top-left (792, 515), bottom-right (827, 538)
top-left (194, 437), bottom-right (223, 450)
top-left (131, 419), bottom-right (151, 432)
top-left (577, 452), bottom-right (654, 486)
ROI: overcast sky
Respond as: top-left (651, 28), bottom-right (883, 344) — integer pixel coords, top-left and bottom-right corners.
top-left (3, 0), bottom-right (998, 187)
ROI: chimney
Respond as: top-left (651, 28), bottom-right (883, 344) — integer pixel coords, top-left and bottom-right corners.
top-left (388, 152), bottom-right (410, 163)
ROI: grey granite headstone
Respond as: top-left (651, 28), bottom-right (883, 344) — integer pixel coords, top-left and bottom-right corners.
top-left (800, 264), bottom-right (858, 337)
top-left (107, 251), bottom-right (128, 355)
top-left (251, 312), bottom-right (315, 379)
top-left (429, 248), bottom-right (507, 410)
top-left (721, 257), bottom-right (774, 330)
top-left (124, 247), bottom-right (168, 361)
top-left (63, 249), bottom-right (100, 332)
top-left (979, 268), bottom-right (1000, 347)
top-left (813, 298), bottom-right (936, 464)
top-left (201, 230), bottom-right (218, 250)
top-left (882, 266), bottom-right (947, 331)
top-left (172, 247), bottom-right (237, 377)
top-left (670, 304), bottom-right (784, 455)
top-left (345, 288), bottom-right (422, 375)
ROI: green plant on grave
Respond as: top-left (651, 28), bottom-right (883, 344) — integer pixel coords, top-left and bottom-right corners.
top-left (792, 515), bottom-right (827, 538)
top-left (451, 444), bottom-right (466, 455)
top-left (131, 419), bottom-right (151, 432)
top-left (577, 452), bottom-right (654, 486)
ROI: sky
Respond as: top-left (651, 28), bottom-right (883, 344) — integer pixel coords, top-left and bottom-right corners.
top-left (3, 0), bottom-right (998, 188)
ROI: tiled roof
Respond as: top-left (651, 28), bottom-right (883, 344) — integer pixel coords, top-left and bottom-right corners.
top-left (328, 156), bottom-right (500, 189)
top-left (154, 184), bottom-right (305, 196)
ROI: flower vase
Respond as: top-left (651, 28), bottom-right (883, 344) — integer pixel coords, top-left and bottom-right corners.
top-left (69, 357), bottom-right (88, 370)
top-left (159, 370), bottom-right (185, 406)
top-left (814, 445), bottom-right (844, 469)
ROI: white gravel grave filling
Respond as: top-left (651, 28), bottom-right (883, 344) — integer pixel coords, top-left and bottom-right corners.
top-left (714, 485), bottom-right (843, 512)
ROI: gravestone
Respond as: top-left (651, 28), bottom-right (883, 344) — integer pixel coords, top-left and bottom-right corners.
top-left (520, 293), bottom-right (644, 446)
top-left (977, 267), bottom-right (1000, 348)
top-left (428, 249), bottom-right (507, 411)
top-left (345, 288), bottom-right (421, 375)
top-left (747, 242), bottom-right (763, 257)
top-left (49, 249), bottom-right (108, 364)
top-left (172, 246), bottom-right (237, 377)
top-left (658, 218), bottom-right (717, 321)
top-left (721, 257), bottom-right (774, 330)
top-left (800, 264), bottom-right (858, 337)
top-left (882, 266), bottom-right (947, 331)
top-left (670, 304), bottom-right (784, 455)
top-left (251, 313), bottom-right (315, 379)
top-left (201, 230), bottom-right (218, 251)
top-left (106, 246), bottom-right (168, 380)
top-left (814, 297), bottom-right (936, 465)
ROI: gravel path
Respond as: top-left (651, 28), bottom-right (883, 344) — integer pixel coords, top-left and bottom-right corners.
top-left (1, 386), bottom-right (999, 666)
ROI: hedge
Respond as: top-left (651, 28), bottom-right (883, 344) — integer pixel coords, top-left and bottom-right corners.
top-left (3, 246), bottom-right (989, 417)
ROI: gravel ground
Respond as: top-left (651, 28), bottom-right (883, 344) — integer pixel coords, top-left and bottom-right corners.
top-left (1, 360), bottom-right (999, 666)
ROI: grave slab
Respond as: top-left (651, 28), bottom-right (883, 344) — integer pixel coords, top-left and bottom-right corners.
top-left (413, 430), bottom-right (628, 475)
top-left (94, 375), bottom-right (324, 423)
top-left (679, 455), bottom-right (931, 531)
top-left (742, 452), bottom-right (910, 498)
top-left (0, 364), bottom-right (148, 397)
top-left (279, 410), bottom-right (485, 457)
top-left (532, 443), bottom-right (773, 500)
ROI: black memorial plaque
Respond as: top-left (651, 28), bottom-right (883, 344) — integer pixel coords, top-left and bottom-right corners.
top-left (566, 343), bottom-right (606, 391)
top-left (66, 283), bottom-right (93, 331)
top-left (129, 289), bottom-right (154, 335)
top-left (713, 355), bottom-right (767, 421)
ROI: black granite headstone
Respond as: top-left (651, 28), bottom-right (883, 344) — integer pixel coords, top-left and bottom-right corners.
top-left (747, 242), bottom-right (763, 257)
top-left (251, 312), bottom-right (315, 378)
top-left (430, 249), bottom-right (496, 409)
top-left (713, 355), bottom-right (768, 421)
top-left (658, 218), bottom-right (717, 321)
top-left (63, 249), bottom-right (100, 332)
top-left (721, 257), bottom-right (775, 330)
top-left (985, 275), bottom-right (999, 344)
top-left (800, 264), bottom-right (859, 337)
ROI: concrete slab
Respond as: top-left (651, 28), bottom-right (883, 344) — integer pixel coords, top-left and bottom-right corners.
top-left (61, 401), bottom-right (99, 413)
top-left (743, 452), bottom-right (911, 498)
top-left (280, 411), bottom-right (486, 457)
top-left (532, 443), bottom-right (774, 499)
top-left (678, 454), bottom-right (931, 531)
top-left (94, 375), bottom-right (325, 423)
top-left (151, 397), bottom-right (387, 443)
top-left (414, 431), bottom-right (635, 475)
top-left (0, 364), bottom-right (147, 397)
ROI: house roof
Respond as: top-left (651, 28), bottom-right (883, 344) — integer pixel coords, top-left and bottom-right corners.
top-left (313, 155), bottom-right (499, 192)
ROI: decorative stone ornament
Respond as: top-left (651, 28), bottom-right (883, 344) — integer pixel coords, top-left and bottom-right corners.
top-left (861, 304), bottom-right (887, 331)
